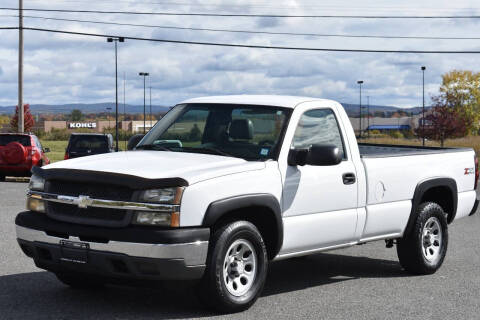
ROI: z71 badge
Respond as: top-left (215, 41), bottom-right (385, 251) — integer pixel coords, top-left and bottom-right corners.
top-left (464, 168), bottom-right (474, 175)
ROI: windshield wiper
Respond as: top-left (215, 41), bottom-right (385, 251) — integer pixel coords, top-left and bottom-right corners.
top-left (135, 144), bottom-right (171, 151)
top-left (181, 147), bottom-right (234, 158)
top-left (137, 144), bottom-right (236, 158)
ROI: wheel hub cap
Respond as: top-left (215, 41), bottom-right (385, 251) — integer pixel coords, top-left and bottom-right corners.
top-left (223, 239), bottom-right (257, 297)
top-left (422, 217), bottom-right (442, 263)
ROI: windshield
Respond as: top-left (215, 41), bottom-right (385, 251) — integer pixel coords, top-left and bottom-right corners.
top-left (68, 135), bottom-right (110, 153)
top-left (138, 103), bottom-right (292, 161)
top-left (0, 135), bottom-right (31, 146)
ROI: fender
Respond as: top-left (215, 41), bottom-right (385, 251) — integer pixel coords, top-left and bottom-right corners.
top-left (404, 177), bottom-right (457, 237)
top-left (203, 193), bottom-right (283, 256)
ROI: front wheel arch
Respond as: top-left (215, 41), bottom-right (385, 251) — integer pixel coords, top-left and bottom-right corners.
top-left (203, 194), bottom-right (283, 260)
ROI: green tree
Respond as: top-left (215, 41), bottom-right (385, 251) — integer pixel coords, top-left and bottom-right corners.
top-left (438, 70), bottom-right (480, 134)
top-left (0, 115), bottom-right (10, 125)
top-left (70, 109), bottom-right (83, 121)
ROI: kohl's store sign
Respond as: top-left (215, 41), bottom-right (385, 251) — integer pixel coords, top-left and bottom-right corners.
top-left (68, 122), bottom-right (97, 129)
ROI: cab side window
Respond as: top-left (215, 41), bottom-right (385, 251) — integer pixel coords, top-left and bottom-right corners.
top-left (291, 108), bottom-right (346, 159)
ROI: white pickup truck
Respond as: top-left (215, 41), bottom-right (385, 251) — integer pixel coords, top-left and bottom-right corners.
top-left (16, 95), bottom-right (479, 312)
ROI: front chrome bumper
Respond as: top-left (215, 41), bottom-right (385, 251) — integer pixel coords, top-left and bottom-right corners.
top-left (16, 225), bottom-right (208, 267)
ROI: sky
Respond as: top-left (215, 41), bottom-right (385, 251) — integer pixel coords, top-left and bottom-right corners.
top-left (1, 0), bottom-right (480, 108)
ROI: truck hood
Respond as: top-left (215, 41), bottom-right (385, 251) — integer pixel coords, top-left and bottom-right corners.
top-left (44, 151), bottom-right (266, 185)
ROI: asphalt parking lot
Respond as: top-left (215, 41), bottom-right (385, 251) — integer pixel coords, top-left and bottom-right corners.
top-left (1, 180), bottom-right (479, 320)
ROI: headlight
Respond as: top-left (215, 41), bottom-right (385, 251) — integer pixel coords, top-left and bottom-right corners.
top-left (29, 174), bottom-right (45, 191)
top-left (139, 187), bottom-right (184, 204)
top-left (135, 187), bottom-right (184, 227)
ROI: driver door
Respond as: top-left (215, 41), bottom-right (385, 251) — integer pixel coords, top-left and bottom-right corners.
top-left (280, 107), bottom-right (358, 255)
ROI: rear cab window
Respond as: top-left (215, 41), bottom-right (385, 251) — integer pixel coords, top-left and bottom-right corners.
top-left (0, 135), bottom-right (31, 147)
top-left (68, 135), bottom-right (109, 153)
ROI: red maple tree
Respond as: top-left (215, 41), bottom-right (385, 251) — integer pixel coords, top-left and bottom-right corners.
top-left (10, 104), bottom-right (35, 132)
top-left (418, 97), bottom-right (468, 147)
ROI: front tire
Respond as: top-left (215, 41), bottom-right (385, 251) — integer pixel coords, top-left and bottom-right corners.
top-left (397, 202), bottom-right (448, 275)
top-left (198, 220), bottom-right (268, 313)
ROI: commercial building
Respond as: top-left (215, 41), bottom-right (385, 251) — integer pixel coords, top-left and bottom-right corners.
top-left (349, 115), bottom-right (422, 133)
top-left (41, 120), bottom-right (158, 133)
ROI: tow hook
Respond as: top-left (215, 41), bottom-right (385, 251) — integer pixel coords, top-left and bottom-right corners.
top-left (385, 239), bottom-right (394, 248)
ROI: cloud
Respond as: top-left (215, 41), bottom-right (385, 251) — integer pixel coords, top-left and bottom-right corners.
top-left (1, 0), bottom-right (480, 108)
top-left (255, 17), bottom-right (280, 28)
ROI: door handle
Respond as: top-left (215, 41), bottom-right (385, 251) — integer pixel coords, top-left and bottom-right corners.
top-left (342, 173), bottom-right (356, 185)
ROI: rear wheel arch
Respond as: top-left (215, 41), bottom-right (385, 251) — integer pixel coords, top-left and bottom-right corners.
top-left (203, 194), bottom-right (283, 260)
top-left (405, 178), bottom-right (457, 236)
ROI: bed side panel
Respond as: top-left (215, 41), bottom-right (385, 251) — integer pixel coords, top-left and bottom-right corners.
top-left (362, 151), bottom-right (475, 206)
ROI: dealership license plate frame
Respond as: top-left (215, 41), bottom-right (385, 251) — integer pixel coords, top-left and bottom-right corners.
top-left (59, 239), bottom-right (89, 264)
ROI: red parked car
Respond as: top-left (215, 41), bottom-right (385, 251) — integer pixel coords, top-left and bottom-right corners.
top-left (0, 133), bottom-right (50, 181)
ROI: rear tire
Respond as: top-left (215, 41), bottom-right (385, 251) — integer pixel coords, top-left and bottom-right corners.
top-left (0, 175), bottom-right (5, 182)
top-left (55, 272), bottom-right (105, 290)
top-left (397, 202), bottom-right (448, 275)
top-left (197, 220), bottom-right (268, 313)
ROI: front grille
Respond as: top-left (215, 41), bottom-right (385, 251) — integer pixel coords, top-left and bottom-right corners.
top-left (44, 180), bottom-right (134, 227)
top-left (46, 202), bottom-right (131, 227)
top-left (49, 203), bottom-right (127, 221)
top-left (46, 180), bottom-right (133, 201)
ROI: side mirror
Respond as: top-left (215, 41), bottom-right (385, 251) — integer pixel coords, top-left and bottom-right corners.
top-left (307, 144), bottom-right (342, 166)
top-left (43, 147), bottom-right (50, 153)
top-left (288, 144), bottom-right (342, 166)
top-left (288, 149), bottom-right (308, 166)
top-left (127, 134), bottom-right (145, 150)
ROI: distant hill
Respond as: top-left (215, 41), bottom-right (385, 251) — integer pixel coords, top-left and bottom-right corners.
top-left (0, 102), bottom-right (427, 116)
top-left (341, 103), bottom-right (427, 117)
top-left (0, 103), bottom-right (171, 115)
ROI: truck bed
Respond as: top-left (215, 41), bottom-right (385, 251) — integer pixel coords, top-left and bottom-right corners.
top-left (359, 143), bottom-right (471, 158)
top-left (359, 142), bottom-right (476, 222)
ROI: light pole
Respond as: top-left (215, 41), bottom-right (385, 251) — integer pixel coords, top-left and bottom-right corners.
top-left (421, 66), bottom-right (426, 146)
top-left (149, 85), bottom-right (152, 129)
top-left (357, 80), bottom-right (363, 137)
top-left (107, 37), bottom-right (124, 152)
top-left (139, 72), bottom-right (149, 134)
top-left (18, 0), bottom-right (24, 133)
top-left (123, 71), bottom-right (126, 150)
top-left (367, 95), bottom-right (370, 137)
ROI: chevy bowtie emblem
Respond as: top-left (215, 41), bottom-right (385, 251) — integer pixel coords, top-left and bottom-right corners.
top-left (76, 195), bottom-right (93, 209)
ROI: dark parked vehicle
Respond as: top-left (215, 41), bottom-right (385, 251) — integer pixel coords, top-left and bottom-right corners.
top-left (64, 133), bottom-right (114, 160)
top-left (0, 133), bottom-right (50, 180)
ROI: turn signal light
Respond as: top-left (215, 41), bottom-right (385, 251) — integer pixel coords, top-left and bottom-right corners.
top-left (27, 197), bottom-right (45, 213)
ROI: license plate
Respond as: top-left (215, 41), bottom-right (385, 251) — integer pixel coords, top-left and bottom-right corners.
top-left (59, 240), bottom-right (89, 264)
